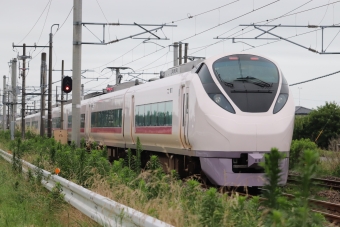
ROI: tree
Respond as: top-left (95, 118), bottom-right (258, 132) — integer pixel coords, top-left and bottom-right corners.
top-left (293, 102), bottom-right (340, 149)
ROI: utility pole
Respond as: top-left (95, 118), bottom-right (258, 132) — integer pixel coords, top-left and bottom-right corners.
top-left (13, 43), bottom-right (48, 138)
top-left (2, 76), bottom-right (6, 131)
top-left (173, 42), bottom-right (179, 67)
top-left (21, 44), bottom-right (26, 138)
top-left (72, 0), bottom-right (82, 146)
top-left (298, 87), bottom-right (302, 106)
top-left (40, 53), bottom-right (47, 136)
top-left (81, 84), bottom-right (84, 99)
top-left (48, 24), bottom-right (59, 138)
top-left (11, 58), bottom-right (17, 121)
top-left (179, 43), bottom-right (182, 65)
top-left (61, 60), bottom-right (64, 129)
top-left (184, 43), bottom-right (188, 63)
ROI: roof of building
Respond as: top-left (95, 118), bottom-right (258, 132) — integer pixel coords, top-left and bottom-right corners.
top-left (295, 106), bottom-right (313, 115)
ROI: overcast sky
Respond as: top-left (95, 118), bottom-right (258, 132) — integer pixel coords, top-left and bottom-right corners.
top-left (1, 0), bottom-right (340, 110)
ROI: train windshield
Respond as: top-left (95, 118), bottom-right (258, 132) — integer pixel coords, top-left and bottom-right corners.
top-left (213, 55), bottom-right (279, 84)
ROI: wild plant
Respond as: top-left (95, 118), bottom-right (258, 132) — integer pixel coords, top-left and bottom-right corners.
top-left (11, 138), bottom-right (22, 173)
top-left (287, 149), bottom-right (326, 227)
top-left (261, 148), bottom-right (286, 210)
top-left (199, 187), bottom-right (225, 227)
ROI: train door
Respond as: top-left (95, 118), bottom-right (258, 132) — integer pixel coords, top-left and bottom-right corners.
top-left (180, 85), bottom-right (190, 148)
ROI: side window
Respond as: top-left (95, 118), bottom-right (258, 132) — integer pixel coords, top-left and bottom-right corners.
top-left (197, 64), bottom-right (214, 84)
top-left (157, 102), bottom-right (165, 126)
top-left (68, 116), bottom-right (72, 128)
top-left (80, 114), bottom-right (85, 128)
top-left (144, 104), bottom-right (151, 126)
top-left (151, 103), bottom-right (158, 126)
top-left (165, 101), bottom-right (173, 126)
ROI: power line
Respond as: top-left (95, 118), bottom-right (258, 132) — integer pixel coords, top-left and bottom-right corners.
top-left (289, 70), bottom-right (340, 86)
top-left (180, 0), bottom-right (280, 42)
top-left (16, 0), bottom-right (52, 44)
top-left (165, 0), bottom-right (240, 24)
top-left (37, 0), bottom-right (53, 44)
top-left (95, 0), bottom-right (111, 41)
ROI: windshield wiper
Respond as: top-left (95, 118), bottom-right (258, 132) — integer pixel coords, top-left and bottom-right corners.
top-left (217, 73), bottom-right (233, 88)
top-left (235, 76), bottom-right (272, 88)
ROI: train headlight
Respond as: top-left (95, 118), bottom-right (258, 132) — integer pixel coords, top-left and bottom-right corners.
top-left (273, 93), bottom-right (288, 114)
top-left (209, 93), bottom-right (235, 114)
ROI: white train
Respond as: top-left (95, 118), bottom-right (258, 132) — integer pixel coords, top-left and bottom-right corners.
top-left (21, 53), bottom-right (294, 187)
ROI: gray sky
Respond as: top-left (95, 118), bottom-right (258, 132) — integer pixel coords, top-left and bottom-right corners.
top-left (1, 0), bottom-right (340, 109)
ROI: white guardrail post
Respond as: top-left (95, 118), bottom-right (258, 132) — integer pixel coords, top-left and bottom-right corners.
top-left (0, 149), bottom-right (174, 227)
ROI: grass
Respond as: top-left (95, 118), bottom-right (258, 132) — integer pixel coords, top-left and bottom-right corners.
top-left (0, 131), bottom-right (330, 226)
top-left (0, 155), bottom-right (100, 227)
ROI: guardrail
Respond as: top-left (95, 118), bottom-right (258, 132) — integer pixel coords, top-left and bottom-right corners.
top-left (0, 149), bottom-right (174, 227)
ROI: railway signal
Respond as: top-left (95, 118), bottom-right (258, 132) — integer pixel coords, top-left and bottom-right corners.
top-left (62, 76), bottom-right (72, 93)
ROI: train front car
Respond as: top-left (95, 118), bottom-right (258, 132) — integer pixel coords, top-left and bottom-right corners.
top-left (189, 53), bottom-right (294, 187)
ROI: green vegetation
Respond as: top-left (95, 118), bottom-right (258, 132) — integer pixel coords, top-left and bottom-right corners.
top-left (0, 130), bottom-right (331, 226)
top-left (294, 102), bottom-right (340, 149)
top-left (0, 156), bottom-right (98, 227)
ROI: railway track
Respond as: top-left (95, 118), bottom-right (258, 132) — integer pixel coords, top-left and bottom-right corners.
top-left (288, 174), bottom-right (340, 190)
top-left (236, 191), bottom-right (340, 224)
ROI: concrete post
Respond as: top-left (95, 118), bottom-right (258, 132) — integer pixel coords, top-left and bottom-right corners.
top-left (21, 44), bottom-right (26, 139)
top-left (72, 0), bottom-right (82, 146)
top-left (173, 42), bottom-right (179, 67)
top-left (81, 84), bottom-right (84, 100)
top-left (11, 58), bottom-right (17, 121)
top-left (179, 43), bottom-right (182, 65)
top-left (61, 60), bottom-right (64, 129)
top-left (3, 76), bottom-right (6, 131)
top-left (184, 43), bottom-right (188, 63)
top-left (48, 32), bottom-right (53, 138)
top-left (40, 52), bottom-right (47, 136)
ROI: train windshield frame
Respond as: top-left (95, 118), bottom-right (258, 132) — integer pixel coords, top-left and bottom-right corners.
top-left (212, 54), bottom-right (279, 84)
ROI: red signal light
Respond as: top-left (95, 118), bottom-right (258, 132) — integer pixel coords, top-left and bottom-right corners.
top-left (229, 56), bottom-right (238, 60)
top-left (250, 57), bottom-right (259, 60)
top-left (62, 76), bottom-right (72, 93)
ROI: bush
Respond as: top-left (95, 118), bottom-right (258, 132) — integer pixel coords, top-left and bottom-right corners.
top-left (290, 139), bottom-right (318, 170)
top-left (293, 102), bottom-right (340, 149)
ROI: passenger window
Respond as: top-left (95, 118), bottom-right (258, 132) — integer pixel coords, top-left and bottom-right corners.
top-left (151, 103), bottom-right (158, 126)
top-left (144, 104), bottom-right (151, 126)
top-left (157, 102), bottom-right (165, 126)
top-left (165, 101), bottom-right (172, 126)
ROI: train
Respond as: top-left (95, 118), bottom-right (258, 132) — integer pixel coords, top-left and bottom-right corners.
top-left (19, 53), bottom-right (295, 187)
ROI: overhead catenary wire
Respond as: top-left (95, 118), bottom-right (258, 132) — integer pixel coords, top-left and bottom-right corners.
top-left (16, 0), bottom-right (52, 45)
top-left (36, 0), bottom-right (53, 45)
top-left (165, 0), bottom-right (240, 24)
top-left (289, 70), bottom-right (340, 86)
top-left (95, 0), bottom-right (111, 41)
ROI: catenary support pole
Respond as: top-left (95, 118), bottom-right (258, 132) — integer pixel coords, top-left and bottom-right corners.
top-left (21, 44), bottom-right (26, 139)
top-left (179, 43), bottom-right (182, 65)
top-left (72, 0), bottom-right (82, 146)
top-left (40, 53), bottom-right (47, 136)
top-left (48, 31), bottom-right (53, 137)
top-left (184, 43), bottom-right (188, 63)
top-left (81, 84), bottom-right (84, 99)
top-left (11, 59), bottom-right (16, 140)
top-left (173, 42), bottom-right (179, 67)
top-left (61, 60), bottom-right (64, 129)
top-left (11, 58), bottom-right (17, 121)
top-left (3, 76), bottom-right (6, 131)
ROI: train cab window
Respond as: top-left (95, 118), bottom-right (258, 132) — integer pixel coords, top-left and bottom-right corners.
top-left (197, 64), bottom-right (214, 84)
